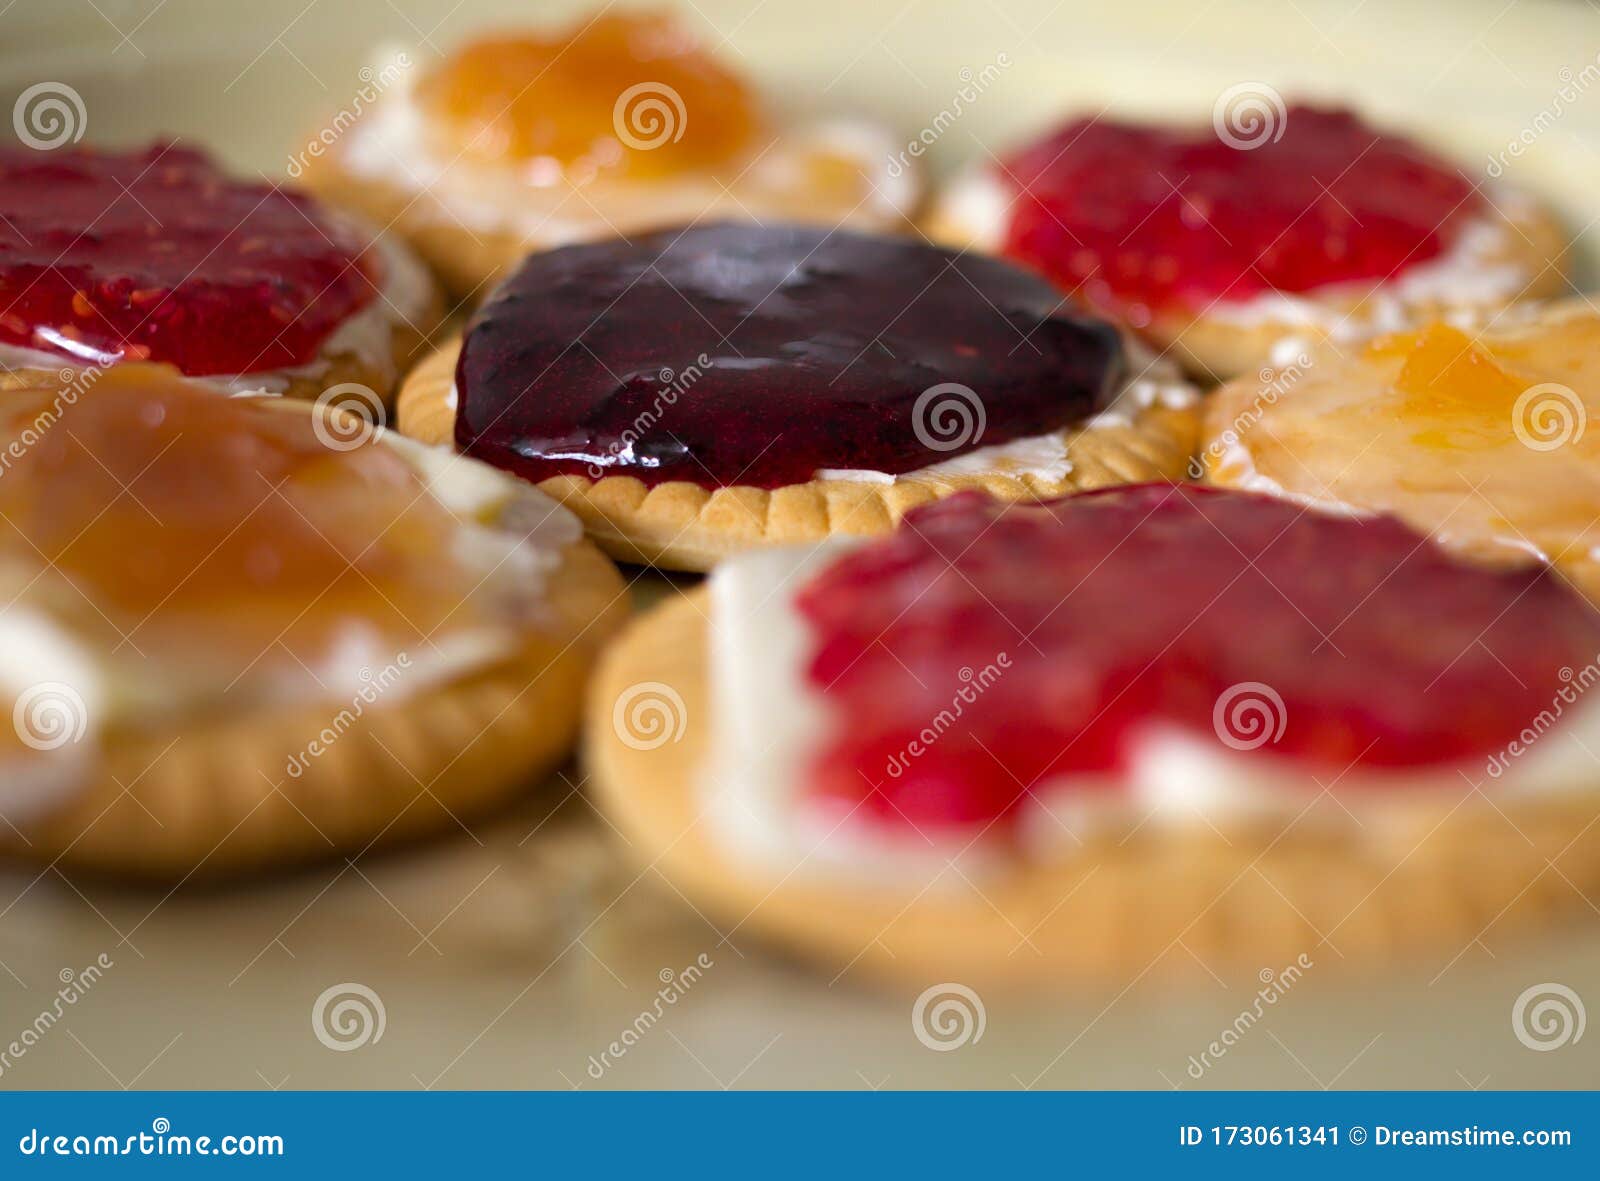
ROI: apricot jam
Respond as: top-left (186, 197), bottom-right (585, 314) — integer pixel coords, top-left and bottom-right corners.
top-left (1358, 324), bottom-right (1533, 451)
top-left (999, 106), bottom-right (1479, 324)
top-left (415, 11), bottom-right (760, 181)
top-left (0, 367), bottom-right (483, 663)
top-left (455, 223), bottom-right (1124, 489)
top-left (0, 143), bottom-right (378, 376)
top-left (795, 486), bottom-right (1600, 831)
top-left (1387, 324), bottom-right (1525, 408)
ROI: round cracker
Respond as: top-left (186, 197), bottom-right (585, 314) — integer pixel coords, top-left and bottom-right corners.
top-left (397, 337), bottom-right (1201, 572)
top-left (1, 403), bottom-right (629, 879)
top-left (586, 588), bottom-right (1600, 988)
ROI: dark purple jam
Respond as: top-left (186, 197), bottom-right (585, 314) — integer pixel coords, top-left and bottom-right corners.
top-left (454, 223), bottom-right (1126, 489)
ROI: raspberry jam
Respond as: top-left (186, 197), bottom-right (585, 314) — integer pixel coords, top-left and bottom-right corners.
top-left (0, 143), bottom-right (378, 375)
top-left (0, 366), bottom-right (484, 663)
top-left (999, 106), bottom-right (1480, 324)
top-left (795, 485), bottom-right (1600, 831)
top-left (455, 223), bottom-right (1125, 489)
top-left (416, 11), bottom-right (759, 181)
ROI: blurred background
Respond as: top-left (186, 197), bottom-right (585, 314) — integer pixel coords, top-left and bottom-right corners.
top-left (2, 0), bottom-right (1598, 1089)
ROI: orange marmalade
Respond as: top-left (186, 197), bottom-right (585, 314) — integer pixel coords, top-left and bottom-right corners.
top-left (415, 11), bottom-right (761, 181)
top-left (0, 366), bottom-right (494, 671)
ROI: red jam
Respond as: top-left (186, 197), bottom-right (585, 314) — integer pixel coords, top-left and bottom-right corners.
top-left (795, 485), bottom-right (1600, 831)
top-left (455, 223), bottom-right (1124, 489)
top-left (0, 143), bottom-right (379, 375)
top-left (999, 106), bottom-right (1480, 325)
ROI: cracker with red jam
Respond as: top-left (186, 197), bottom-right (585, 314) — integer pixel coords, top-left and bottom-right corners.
top-left (926, 106), bottom-right (1566, 380)
top-left (587, 485), bottom-right (1600, 986)
top-left (0, 142), bottom-right (441, 403)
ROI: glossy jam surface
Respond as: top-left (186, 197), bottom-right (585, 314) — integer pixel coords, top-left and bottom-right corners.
top-left (0, 144), bottom-right (378, 374)
top-left (1206, 312), bottom-right (1600, 589)
top-left (0, 367), bottom-right (479, 661)
top-left (795, 485), bottom-right (1600, 831)
top-left (456, 223), bottom-right (1125, 489)
top-left (415, 11), bottom-right (760, 181)
top-left (1376, 323), bottom-right (1530, 450)
top-left (1000, 106), bottom-right (1480, 323)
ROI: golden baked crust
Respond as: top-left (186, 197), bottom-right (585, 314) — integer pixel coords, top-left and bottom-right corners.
top-left (9, 538), bottom-right (627, 879)
top-left (398, 337), bottom-right (1202, 572)
top-left (925, 177), bottom-right (1569, 383)
top-left (586, 589), bottom-right (1600, 988)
